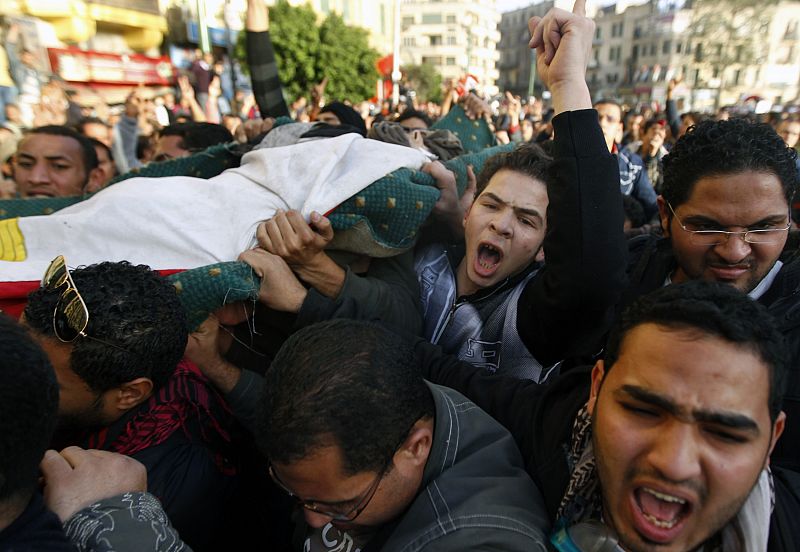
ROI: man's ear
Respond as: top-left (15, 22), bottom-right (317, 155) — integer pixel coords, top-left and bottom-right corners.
top-left (657, 195), bottom-right (671, 237)
top-left (84, 167), bottom-right (105, 194)
top-left (111, 378), bottom-right (153, 412)
top-left (393, 420), bottom-right (433, 475)
top-left (766, 411), bottom-right (786, 467)
top-left (534, 246), bottom-right (545, 263)
top-left (588, 360), bottom-right (606, 416)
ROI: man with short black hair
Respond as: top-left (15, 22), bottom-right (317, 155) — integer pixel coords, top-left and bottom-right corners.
top-left (193, 318), bottom-right (549, 551)
top-left (13, 125), bottom-right (103, 197)
top-left (622, 116), bottom-right (800, 472)
top-left (413, 3), bottom-right (626, 381)
top-left (23, 259), bottom-right (238, 550)
top-left (396, 108), bottom-right (433, 130)
top-left (86, 137), bottom-right (116, 192)
top-left (0, 314), bottom-right (70, 549)
top-left (420, 280), bottom-right (799, 550)
top-left (153, 121), bottom-right (233, 162)
top-left (75, 116), bottom-right (112, 148)
top-left (628, 117), bottom-right (668, 193)
top-left (594, 99), bottom-right (658, 219)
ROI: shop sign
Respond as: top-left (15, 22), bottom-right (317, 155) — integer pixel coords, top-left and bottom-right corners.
top-left (47, 48), bottom-right (175, 85)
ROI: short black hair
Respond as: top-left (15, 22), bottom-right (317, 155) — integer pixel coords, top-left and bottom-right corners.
top-left (642, 118), bottom-right (665, 135)
top-left (662, 118), bottom-right (797, 209)
top-left (24, 261), bottom-right (188, 392)
top-left (605, 281), bottom-right (787, 422)
top-left (257, 320), bottom-right (435, 475)
top-left (593, 99), bottom-right (623, 117)
top-left (28, 125), bottom-right (99, 175)
top-left (476, 142), bottom-right (552, 195)
top-left (87, 137), bottom-right (113, 163)
top-left (0, 315), bottom-right (59, 501)
top-left (396, 108), bottom-right (432, 128)
top-left (622, 194), bottom-right (646, 228)
top-left (159, 122), bottom-right (233, 152)
top-left (76, 116), bottom-right (110, 133)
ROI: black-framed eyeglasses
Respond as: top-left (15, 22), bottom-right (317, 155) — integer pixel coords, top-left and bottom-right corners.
top-left (667, 202), bottom-right (791, 246)
top-left (268, 461), bottom-right (387, 522)
top-left (41, 255), bottom-right (137, 355)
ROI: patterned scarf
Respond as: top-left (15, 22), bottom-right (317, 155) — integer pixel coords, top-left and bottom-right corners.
top-left (555, 403), bottom-right (773, 551)
top-left (84, 359), bottom-right (236, 476)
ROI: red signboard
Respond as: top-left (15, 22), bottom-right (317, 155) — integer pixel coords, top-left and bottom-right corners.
top-left (47, 48), bottom-right (175, 86)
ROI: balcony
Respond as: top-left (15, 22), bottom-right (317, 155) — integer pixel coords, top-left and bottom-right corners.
top-left (88, 0), bottom-right (159, 15)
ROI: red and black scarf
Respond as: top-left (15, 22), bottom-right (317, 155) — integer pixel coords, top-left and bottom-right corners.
top-left (84, 359), bottom-right (237, 476)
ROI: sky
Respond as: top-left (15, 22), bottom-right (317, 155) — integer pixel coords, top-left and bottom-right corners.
top-left (495, 0), bottom-right (537, 11)
top-left (495, 0), bottom-right (616, 12)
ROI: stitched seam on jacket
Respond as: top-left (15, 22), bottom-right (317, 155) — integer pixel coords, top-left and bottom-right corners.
top-left (397, 514), bottom-right (547, 552)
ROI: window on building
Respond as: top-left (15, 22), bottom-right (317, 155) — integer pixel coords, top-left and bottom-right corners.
top-left (446, 14), bottom-right (457, 24)
top-left (733, 69), bottom-right (741, 85)
top-left (662, 40), bottom-right (671, 54)
top-left (632, 44), bottom-right (639, 59)
top-left (693, 68), bottom-right (700, 84)
top-left (446, 57), bottom-right (456, 65)
top-left (712, 66), bottom-right (719, 78)
top-left (402, 16), bottom-right (414, 29)
top-left (595, 26), bottom-right (601, 40)
top-left (650, 43), bottom-right (656, 56)
top-left (422, 13), bottom-right (442, 24)
top-left (447, 35), bottom-right (457, 45)
top-left (694, 43), bottom-right (703, 62)
top-left (676, 42), bottom-right (682, 53)
top-left (429, 35), bottom-right (443, 46)
top-left (403, 37), bottom-right (416, 47)
top-left (422, 56), bottom-right (443, 66)
top-left (783, 44), bottom-right (795, 64)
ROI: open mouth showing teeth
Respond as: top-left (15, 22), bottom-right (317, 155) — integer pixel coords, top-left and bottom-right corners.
top-left (477, 244), bottom-right (503, 269)
top-left (635, 487), bottom-right (689, 530)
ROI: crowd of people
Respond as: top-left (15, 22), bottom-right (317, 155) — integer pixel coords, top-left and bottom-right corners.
top-left (2, 0), bottom-right (800, 551)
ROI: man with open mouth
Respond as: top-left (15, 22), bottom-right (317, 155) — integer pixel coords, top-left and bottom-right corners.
top-left (419, 280), bottom-right (799, 551)
top-left (412, 0), bottom-right (626, 382)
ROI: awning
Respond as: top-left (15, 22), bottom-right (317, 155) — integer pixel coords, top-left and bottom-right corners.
top-left (67, 83), bottom-right (174, 106)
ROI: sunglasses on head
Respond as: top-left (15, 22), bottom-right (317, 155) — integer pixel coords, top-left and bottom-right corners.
top-left (41, 255), bottom-right (135, 355)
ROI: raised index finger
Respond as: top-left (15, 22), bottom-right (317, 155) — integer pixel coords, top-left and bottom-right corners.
top-left (572, 0), bottom-right (586, 16)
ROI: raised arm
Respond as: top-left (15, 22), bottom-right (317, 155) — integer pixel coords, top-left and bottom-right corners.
top-left (246, 0), bottom-right (290, 118)
top-left (517, 0), bottom-right (627, 366)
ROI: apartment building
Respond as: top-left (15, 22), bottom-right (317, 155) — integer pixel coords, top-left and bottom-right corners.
top-left (399, 0), bottom-right (501, 92)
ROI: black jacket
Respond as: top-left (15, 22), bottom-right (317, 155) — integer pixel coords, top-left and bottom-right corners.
top-left (621, 234), bottom-right (800, 473)
top-left (415, 341), bottom-right (800, 551)
top-left (413, 109), bottom-right (628, 377)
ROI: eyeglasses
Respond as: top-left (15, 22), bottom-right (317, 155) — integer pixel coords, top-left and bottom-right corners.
top-left (268, 462), bottom-right (387, 522)
top-left (41, 255), bottom-right (136, 354)
top-left (667, 202), bottom-right (791, 246)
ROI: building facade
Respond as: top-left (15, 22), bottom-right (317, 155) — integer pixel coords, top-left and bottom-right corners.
top-left (399, 0), bottom-right (501, 93)
top-left (1, 0), bottom-right (167, 53)
top-left (500, 0), bottom-right (800, 111)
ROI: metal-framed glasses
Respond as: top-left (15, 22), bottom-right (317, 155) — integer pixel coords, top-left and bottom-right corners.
top-left (667, 202), bottom-right (791, 246)
top-left (268, 461), bottom-right (388, 522)
top-left (40, 255), bottom-right (137, 355)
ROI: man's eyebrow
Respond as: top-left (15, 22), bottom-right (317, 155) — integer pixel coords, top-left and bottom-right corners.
top-left (681, 213), bottom-right (788, 227)
top-left (481, 192), bottom-right (544, 222)
top-left (618, 385), bottom-right (679, 415)
top-left (618, 384), bottom-right (760, 434)
top-left (693, 410), bottom-right (760, 434)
